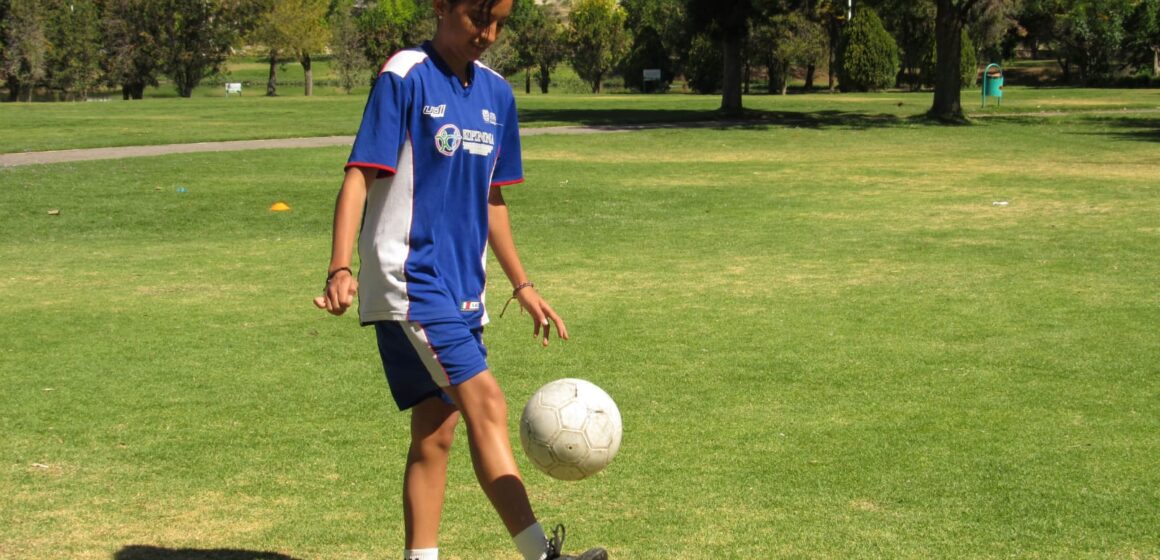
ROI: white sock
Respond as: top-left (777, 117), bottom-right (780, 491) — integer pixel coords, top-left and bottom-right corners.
top-left (514, 522), bottom-right (550, 560)
top-left (404, 548), bottom-right (438, 560)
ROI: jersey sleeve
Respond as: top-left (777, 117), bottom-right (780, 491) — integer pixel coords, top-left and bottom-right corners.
top-left (490, 92), bottom-right (523, 187)
top-left (346, 71), bottom-right (411, 175)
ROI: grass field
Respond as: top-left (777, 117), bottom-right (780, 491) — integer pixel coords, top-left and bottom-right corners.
top-left (2, 81), bottom-right (1158, 153)
top-left (1, 92), bottom-right (1159, 559)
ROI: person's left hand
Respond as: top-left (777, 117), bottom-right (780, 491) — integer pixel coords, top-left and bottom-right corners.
top-left (515, 286), bottom-right (568, 347)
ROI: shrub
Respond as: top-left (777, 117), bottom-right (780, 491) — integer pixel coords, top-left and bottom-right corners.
top-left (961, 33), bottom-right (979, 88)
top-left (923, 30), bottom-right (978, 89)
top-left (684, 34), bottom-right (722, 94)
top-left (837, 7), bottom-right (899, 92)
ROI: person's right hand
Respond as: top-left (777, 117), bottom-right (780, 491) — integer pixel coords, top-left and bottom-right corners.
top-left (313, 268), bottom-right (358, 316)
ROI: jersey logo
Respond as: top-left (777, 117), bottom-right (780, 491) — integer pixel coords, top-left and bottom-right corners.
top-left (434, 124), bottom-right (462, 156)
top-left (423, 104), bottom-right (446, 118)
top-left (462, 129), bottom-right (495, 157)
top-left (460, 300), bottom-right (482, 312)
top-left (481, 109), bottom-right (498, 125)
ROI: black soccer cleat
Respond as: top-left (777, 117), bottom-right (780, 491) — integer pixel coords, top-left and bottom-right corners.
top-left (545, 524), bottom-right (609, 560)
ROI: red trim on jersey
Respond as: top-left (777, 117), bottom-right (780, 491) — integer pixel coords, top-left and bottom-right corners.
top-left (491, 177), bottom-right (525, 187)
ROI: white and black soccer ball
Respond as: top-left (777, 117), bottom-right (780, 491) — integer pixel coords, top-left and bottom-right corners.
top-left (519, 378), bottom-right (622, 481)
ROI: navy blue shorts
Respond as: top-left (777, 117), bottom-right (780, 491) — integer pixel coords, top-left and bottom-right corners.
top-left (373, 320), bottom-right (489, 410)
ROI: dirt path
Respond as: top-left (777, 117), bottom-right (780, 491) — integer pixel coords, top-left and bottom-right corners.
top-left (3, 109), bottom-right (1156, 168)
top-left (0, 126), bottom-right (627, 168)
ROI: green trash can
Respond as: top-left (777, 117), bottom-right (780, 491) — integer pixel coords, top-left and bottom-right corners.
top-left (982, 63), bottom-right (1003, 107)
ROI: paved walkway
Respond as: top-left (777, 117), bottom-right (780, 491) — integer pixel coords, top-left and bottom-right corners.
top-left (0, 125), bottom-right (629, 168)
top-left (4, 109), bottom-right (1156, 168)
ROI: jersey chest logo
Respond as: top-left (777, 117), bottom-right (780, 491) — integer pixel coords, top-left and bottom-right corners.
top-left (434, 124), bottom-right (462, 156)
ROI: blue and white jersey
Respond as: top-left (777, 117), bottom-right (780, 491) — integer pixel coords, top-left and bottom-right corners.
top-left (348, 42), bottom-right (523, 328)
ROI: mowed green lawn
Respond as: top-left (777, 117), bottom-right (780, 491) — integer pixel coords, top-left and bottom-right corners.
top-left (2, 87), bottom-right (1158, 153)
top-left (1, 96), bottom-right (1159, 559)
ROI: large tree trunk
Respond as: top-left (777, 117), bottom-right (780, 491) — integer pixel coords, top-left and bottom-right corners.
top-left (805, 64), bottom-right (816, 90)
top-left (302, 52), bottom-right (313, 97)
top-left (525, 68), bottom-right (531, 94)
top-left (721, 34), bottom-right (743, 116)
top-left (267, 50), bottom-right (278, 97)
top-left (1153, 46), bottom-right (1159, 77)
top-left (928, 0), bottom-right (967, 122)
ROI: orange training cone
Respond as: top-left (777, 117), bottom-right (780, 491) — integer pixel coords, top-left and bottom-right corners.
top-left (270, 201), bottom-right (291, 212)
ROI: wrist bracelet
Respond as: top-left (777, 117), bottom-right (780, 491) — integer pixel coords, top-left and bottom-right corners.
top-left (327, 267), bottom-right (352, 282)
top-left (512, 281), bottom-right (535, 296)
top-left (500, 281), bottom-right (535, 318)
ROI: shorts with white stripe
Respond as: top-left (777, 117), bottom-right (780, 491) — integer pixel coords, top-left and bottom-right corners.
top-left (374, 319), bottom-right (489, 410)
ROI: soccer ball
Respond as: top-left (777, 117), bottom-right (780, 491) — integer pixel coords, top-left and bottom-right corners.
top-left (519, 378), bottom-right (622, 481)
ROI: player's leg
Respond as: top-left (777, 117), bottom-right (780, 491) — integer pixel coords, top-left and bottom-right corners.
top-left (392, 320), bottom-right (607, 560)
top-left (444, 374), bottom-right (609, 560)
top-left (403, 396), bottom-right (460, 550)
top-left (375, 321), bottom-right (463, 558)
top-left (443, 371), bottom-right (535, 534)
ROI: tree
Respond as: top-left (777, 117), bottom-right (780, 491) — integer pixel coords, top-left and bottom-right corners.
top-left (531, 5), bottom-right (568, 93)
top-left (508, 0), bottom-right (566, 93)
top-left (864, 0), bottom-right (936, 90)
top-left (816, 0), bottom-right (848, 91)
top-left (969, 0), bottom-right (1019, 63)
top-left (358, 0), bottom-right (420, 76)
top-left (252, 0), bottom-right (330, 96)
top-left (686, 0), bottom-right (758, 115)
top-left (1055, 0), bottom-right (1134, 84)
top-left (481, 33), bottom-right (521, 75)
top-left (685, 33), bottom-right (722, 93)
top-left (620, 0), bottom-right (688, 92)
top-left (837, 6), bottom-right (898, 91)
top-left (45, 0), bottom-right (104, 100)
top-left (927, 0), bottom-right (1012, 122)
top-left (506, 0), bottom-right (540, 92)
top-left (102, 0), bottom-right (164, 100)
top-left (925, 28), bottom-right (976, 87)
top-left (251, 0), bottom-right (291, 96)
top-left (328, 0), bottom-right (368, 93)
top-left (155, 0), bottom-right (251, 98)
top-left (751, 11), bottom-right (827, 95)
top-left (1124, 0), bottom-right (1159, 76)
top-left (2, 0), bottom-right (48, 101)
top-left (1014, 0), bottom-right (1065, 60)
top-left (568, 0), bottom-right (630, 93)
top-left (0, 0), bottom-right (8, 97)
top-left (288, 0), bottom-right (330, 96)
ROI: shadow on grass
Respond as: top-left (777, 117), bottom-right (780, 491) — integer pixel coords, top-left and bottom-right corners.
top-left (1083, 116), bottom-right (1160, 143)
top-left (518, 107), bottom-right (935, 131)
top-left (114, 546), bottom-right (302, 560)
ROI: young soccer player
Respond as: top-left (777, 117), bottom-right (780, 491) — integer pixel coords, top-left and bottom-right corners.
top-left (312, 1), bottom-right (608, 559)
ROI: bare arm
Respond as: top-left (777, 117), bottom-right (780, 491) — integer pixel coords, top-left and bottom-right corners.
top-left (488, 185), bottom-right (568, 346)
top-left (313, 166), bottom-right (375, 316)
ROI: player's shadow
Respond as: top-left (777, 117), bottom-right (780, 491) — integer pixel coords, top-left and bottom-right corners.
top-left (114, 545), bottom-right (302, 560)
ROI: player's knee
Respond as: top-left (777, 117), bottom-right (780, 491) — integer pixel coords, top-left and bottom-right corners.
top-left (412, 422), bottom-right (456, 458)
top-left (468, 389), bottom-right (508, 427)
